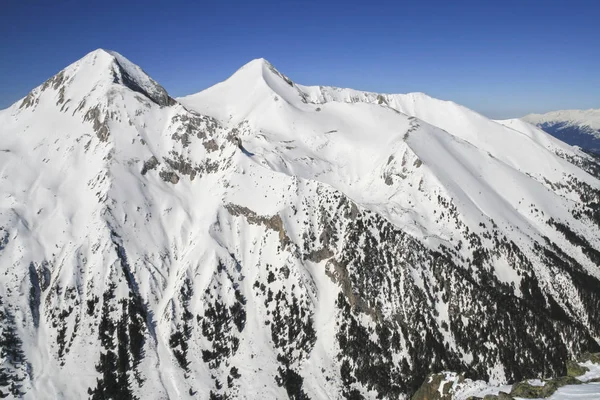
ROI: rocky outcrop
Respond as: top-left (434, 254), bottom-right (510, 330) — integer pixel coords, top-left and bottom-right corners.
top-left (112, 57), bottom-right (175, 107)
top-left (411, 373), bottom-right (463, 400)
top-left (140, 156), bottom-right (159, 175)
top-left (225, 204), bottom-right (292, 248)
top-left (414, 353), bottom-right (600, 399)
top-left (159, 169), bottom-right (179, 184)
top-left (83, 105), bottom-right (110, 142)
top-left (510, 376), bottom-right (581, 398)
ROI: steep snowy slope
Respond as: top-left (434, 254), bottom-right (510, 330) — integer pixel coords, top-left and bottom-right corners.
top-left (0, 49), bottom-right (232, 399)
top-left (1, 52), bottom-right (600, 400)
top-left (522, 109), bottom-right (600, 154)
top-left (496, 118), bottom-right (600, 180)
top-left (182, 61), bottom-right (600, 275)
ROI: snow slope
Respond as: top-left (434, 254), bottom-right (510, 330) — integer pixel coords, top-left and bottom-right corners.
top-left (524, 109), bottom-right (600, 134)
top-left (522, 108), bottom-right (600, 154)
top-left (1, 51), bottom-right (600, 399)
top-left (182, 60), bottom-right (600, 277)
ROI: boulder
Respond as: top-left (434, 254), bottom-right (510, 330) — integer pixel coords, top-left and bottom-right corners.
top-left (566, 360), bottom-right (588, 377)
top-left (510, 376), bottom-right (581, 398)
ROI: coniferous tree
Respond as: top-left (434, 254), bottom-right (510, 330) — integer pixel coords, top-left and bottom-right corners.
top-left (0, 302), bottom-right (27, 397)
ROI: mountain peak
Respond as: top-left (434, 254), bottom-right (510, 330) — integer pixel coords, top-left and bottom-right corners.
top-left (65, 48), bottom-right (114, 66)
top-left (229, 57), bottom-right (292, 86)
top-left (106, 50), bottom-right (176, 107)
top-left (84, 47), bottom-right (114, 58)
top-left (17, 49), bottom-right (174, 112)
top-left (178, 57), bottom-right (306, 120)
top-left (235, 57), bottom-right (275, 72)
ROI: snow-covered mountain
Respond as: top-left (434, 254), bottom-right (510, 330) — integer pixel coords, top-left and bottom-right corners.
top-left (522, 109), bottom-right (600, 154)
top-left (1, 50), bottom-right (600, 400)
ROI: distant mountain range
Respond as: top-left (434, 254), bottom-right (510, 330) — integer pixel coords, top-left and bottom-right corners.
top-left (521, 109), bottom-right (600, 154)
top-left (1, 50), bottom-right (600, 399)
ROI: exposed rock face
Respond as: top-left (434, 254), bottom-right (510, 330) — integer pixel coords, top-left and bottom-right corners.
top-left (141, 156), bottom-right (159, 175)
top-left (567, 360), bottom-right (588, 377)
top-left (510, 376), bottom-right (582, 398)
top-left (411, 373), bottom-right (463, 400)
top-left (83, 105), bottom-right (110, 141)
top-left (159, 169), bottom-right (180, 184)
top-left (578, 352), bottom-right (600, 364)
top-left (225, 204), bottom-right (292, 248)
top-left (112, 56), bottom-right (176, 107)
top-left (413, 353), bottom-right (600, 399)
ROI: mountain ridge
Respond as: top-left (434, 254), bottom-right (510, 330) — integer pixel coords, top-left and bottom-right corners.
top-left (523, 108), bottom-right (600, 132)
top-left (521, 108), bottom-right (600, 155)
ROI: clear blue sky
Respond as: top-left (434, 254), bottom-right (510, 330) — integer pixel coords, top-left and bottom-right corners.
top-left (1, 0), bottom-right (598, 119)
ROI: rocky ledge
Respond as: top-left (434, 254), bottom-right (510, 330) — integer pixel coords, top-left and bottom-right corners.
top-left (412, 353), bottom-right (600, 400)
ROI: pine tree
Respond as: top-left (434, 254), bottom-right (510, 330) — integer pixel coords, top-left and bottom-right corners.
top-left (0, 303), bottom-right (27, 397)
